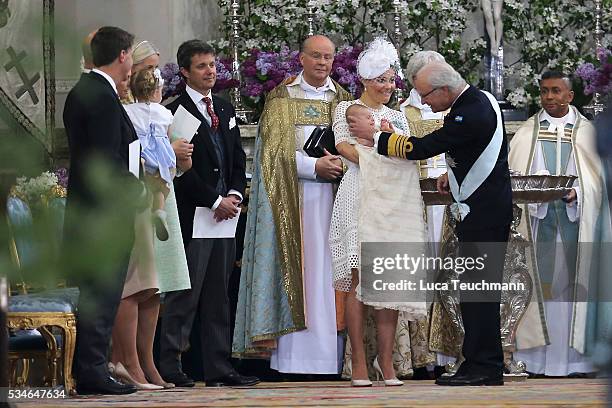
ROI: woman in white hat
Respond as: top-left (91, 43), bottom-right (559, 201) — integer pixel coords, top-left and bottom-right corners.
top-left (330, 38), bottom-right (428, 386)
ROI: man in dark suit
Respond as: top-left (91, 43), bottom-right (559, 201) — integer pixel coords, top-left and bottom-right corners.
top-left (159, 40), bottom-right (259, 387)
top-left (351, 62), bottom-right (512, 386)
top-left (63, 26), bottom-right (144, 395)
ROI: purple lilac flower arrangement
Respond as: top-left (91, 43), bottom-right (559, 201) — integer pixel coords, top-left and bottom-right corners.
top-left (331, 45), bottom-right (364, 97)
top-left (54, 167), bottom-right (69, 189)
top-left (241, 47), bottom-right (302, 101)
top-left (214, 57), bottom-right (240, 92)
top-left (160, 45), bottom-right (407, 113)
top-left (160, 59), bottom-right (238, 101)
top-left (576, 47), bottom-right (612, 96)
top-left (160, 62), bottom-right (185, 101)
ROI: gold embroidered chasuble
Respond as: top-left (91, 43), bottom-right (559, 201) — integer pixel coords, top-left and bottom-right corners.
top-left (258, 79), bottom-right (351, 335)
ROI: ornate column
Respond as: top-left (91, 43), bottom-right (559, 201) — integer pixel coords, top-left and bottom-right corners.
top-left (229, 0), bottom-right (252, 123)
top-left (583, 0), bottom-right (605, 117)
top-left (306, 1), bottom-right (316, 36)
top-left (391, 0), bottom-right (404, 106)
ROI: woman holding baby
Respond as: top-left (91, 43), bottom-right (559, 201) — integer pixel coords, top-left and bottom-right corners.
top-left (329, 38), bottom-right (428, 386)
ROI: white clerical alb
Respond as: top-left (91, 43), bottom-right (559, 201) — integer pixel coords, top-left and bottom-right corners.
top-left (270, 71), bottom-right (340, 374)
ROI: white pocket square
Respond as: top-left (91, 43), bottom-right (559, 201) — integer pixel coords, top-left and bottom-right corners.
top-left (229, 117), bottom-right (236, 130)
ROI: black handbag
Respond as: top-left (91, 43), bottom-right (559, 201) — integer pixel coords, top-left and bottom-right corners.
top-left (303, 126), bottom-right (338, 158)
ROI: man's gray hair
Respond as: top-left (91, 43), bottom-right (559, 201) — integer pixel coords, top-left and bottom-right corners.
top-left (417, 62), bottom-right (466, 92)
top-left (405, 51), bottom-right (445, 86)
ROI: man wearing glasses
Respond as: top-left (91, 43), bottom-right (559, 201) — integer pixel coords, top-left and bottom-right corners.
top-left (350, 62), bottom-right (512, 386)
top-left (232, 35), bottom-right (351, 375)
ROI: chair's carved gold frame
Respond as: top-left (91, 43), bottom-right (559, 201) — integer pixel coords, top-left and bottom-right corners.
top-left (6, 186), bottom-right (76, 395)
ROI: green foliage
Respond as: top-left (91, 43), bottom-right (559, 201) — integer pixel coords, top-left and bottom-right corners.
top-left (216, 0), bottom-right (487, 86)
top-left (503, 0), bottom-right (612, 111)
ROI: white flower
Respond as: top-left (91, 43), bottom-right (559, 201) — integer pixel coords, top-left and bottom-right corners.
top-left (507, 88), bottom-right (529, 108)
top-left (14, 172), bottom-right (59, 204)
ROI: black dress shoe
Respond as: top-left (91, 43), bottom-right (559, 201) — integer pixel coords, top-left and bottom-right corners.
top-left (162, 371), bottom-right (195, 387)
top-left (76, 375), bottom-right (138, 395)
top-left (437, 372), bottom-right (504, 386)
top-left (434, 374), bottom-right (453, 385)
top-left (433, 365), bottom-right (447, 379)
top-left (412, 366), bottom-right (433, 380)
top-left (206, 372), bottom-right (260, 387)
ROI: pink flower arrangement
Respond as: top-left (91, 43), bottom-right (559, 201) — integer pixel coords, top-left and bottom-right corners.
top-left (576, 47), bottom-right (612, 96)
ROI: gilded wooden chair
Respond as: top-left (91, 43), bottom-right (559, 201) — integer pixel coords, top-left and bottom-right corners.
top-left (6, 191), bottom-right (77, 394)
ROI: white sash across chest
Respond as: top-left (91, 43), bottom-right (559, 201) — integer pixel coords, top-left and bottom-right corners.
top-left (447, 91), bottom-right (503, 221)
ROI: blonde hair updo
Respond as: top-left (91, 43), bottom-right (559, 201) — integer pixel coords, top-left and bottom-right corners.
top-left (132, 40), bottom-right (159, 66)
top-left (130, 68), bottom-right (158, 102)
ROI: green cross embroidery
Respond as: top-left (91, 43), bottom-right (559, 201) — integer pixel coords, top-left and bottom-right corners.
top-left (304, 105), bottom-right (321, 118)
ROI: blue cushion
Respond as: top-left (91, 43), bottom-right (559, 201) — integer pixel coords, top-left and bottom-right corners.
top-left (9, 332), bottom-right (63, 351)
top-left (38, 287), bottom-right (79, 305)
top-left (9, 287), bottom-right (79, 313)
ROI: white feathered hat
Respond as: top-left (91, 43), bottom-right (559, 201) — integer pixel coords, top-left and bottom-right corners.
top-left (357, 37), bottom-right (404, 80)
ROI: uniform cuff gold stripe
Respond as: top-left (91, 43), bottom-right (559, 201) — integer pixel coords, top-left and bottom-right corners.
top-left (387, 133), bottom-right (412, 159)
top-left (387, 133), bottom-right (400, 157)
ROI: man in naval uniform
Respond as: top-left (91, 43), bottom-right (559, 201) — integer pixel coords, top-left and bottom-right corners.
top-left (350, 61), bottom-right (512, 386)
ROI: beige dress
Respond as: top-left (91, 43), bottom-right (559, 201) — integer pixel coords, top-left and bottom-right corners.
top-left (122, 206), bottom-right (159, 298)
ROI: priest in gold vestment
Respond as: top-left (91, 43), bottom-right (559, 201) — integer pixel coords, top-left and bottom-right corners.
top-left (232, 35), bottom-right (352, 374)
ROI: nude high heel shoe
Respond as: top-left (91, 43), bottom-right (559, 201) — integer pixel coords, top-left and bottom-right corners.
top-left (351, 378), bottom-right (373, 387)
top-left (373, 356), bottom-right (404, 386)
top-left (114, 362), bottom-right (164, 391)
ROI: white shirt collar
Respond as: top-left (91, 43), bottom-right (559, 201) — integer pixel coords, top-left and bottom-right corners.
top-left (91, 68), bottom-right (117, 95)
top-left (288, 71), bottom-right (336, 94)
top-left (540, 107), bottom-right (576, 126)
top-left (450, 84), bottom-right (470, 109)
top-left (401, 88), bottom-right (443, 120)
top-left (186, 84), bottom-right (212, 106)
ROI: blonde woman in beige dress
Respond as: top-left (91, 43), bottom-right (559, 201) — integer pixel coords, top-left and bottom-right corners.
top-left (110, 41), bottom-right (192, 390)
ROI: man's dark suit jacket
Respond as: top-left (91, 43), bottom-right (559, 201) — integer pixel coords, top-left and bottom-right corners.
top-left (62, 70), bottom-right (142, 382)
top-left (379, 85), bottom-right (512, 231)
top-left (166, 92), bottom-right (247, 245)
top-left (63, 71), bottom-right (140, 213)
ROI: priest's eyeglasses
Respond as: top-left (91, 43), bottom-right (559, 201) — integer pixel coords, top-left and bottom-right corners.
top-left (305, 52), bottom-right (335, 62)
